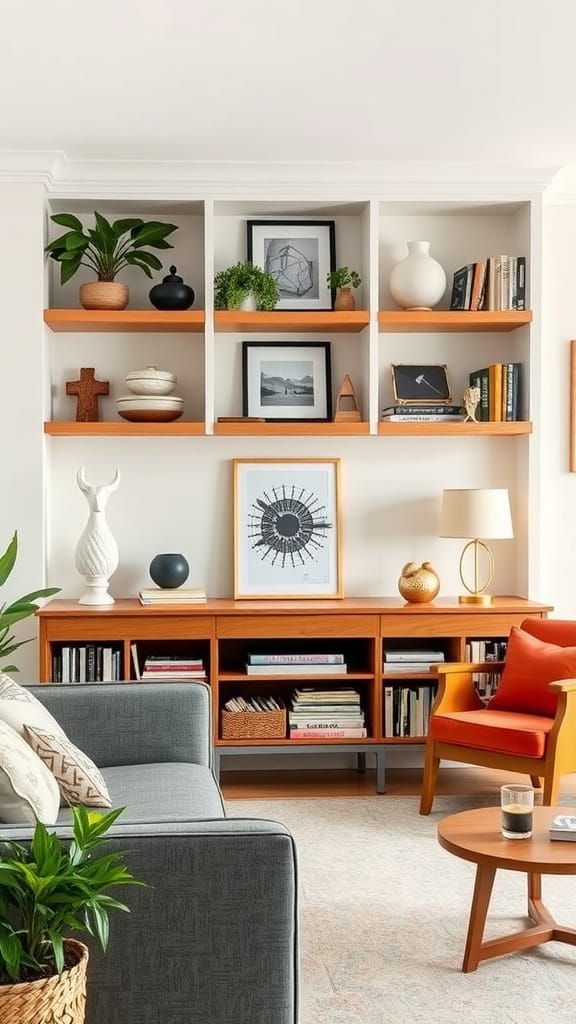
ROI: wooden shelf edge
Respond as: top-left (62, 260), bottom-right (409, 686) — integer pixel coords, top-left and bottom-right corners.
top-left (377, 421), bottom-right (532, 436)
top-left (214, 310), bottom-right (370, 333)
top-left (377, 310), bottom-right (532, 333)
top-left (44, 309), bottom-right (206, 333)
top-left (214, 421), bottom-right (371, 436)
top-left (44, 421), bottom-right (206, 436)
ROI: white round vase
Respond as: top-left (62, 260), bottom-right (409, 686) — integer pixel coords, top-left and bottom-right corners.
top-left (389, 241), bottom-right (446, 310)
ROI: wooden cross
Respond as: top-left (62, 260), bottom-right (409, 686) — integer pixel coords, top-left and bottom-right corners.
top-left (66, 368), bottom-right (109, 422)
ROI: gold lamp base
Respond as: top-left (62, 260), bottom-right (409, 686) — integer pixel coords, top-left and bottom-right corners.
top-left (458, 539), bottom-right (495, 605)
top-left (458, 593), bottom-right (494, 605)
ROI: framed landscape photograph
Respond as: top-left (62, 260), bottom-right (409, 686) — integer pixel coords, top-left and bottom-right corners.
top-left (242, 341), bottom-right (332, 421)
top-left (391, 363), bottom-right (452, 404)
top-left (233, 458), bottom-right (343, 599)
top-left (246, 219), bottom-right (336, 310)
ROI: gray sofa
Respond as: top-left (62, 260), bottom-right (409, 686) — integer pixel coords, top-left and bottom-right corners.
top-left (1, 682), bottom-right (299, 1024)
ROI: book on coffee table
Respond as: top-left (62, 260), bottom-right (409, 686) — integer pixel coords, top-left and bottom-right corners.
top-left (549, 814), bottom-right (576, 841)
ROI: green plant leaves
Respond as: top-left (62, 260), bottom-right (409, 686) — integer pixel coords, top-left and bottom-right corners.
top-left (214, 262), bottom-right (279, 310)
top-left (0, 532), bottom-right (60, 670)
top-left (45, 213), bottom-right (179, 284)
top-left (0, 533), bottom-right (17, 587)
top-left (50, 213), bottom-right (84, 232)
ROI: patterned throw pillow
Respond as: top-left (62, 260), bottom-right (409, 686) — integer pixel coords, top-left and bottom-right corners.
top-left (0, 720), bottom-right (60, 824)
top-left (0, 672), bottom-right (67, 739)
top-left (23, 724), bottom-right (112, 808)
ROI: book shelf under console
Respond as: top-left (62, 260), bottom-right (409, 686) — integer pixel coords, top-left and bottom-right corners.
top-left (36, 596), bottom-right (551, 793)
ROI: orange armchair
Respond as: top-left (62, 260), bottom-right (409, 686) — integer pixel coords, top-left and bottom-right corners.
top-left (419, 618), bottom-right (576, 814)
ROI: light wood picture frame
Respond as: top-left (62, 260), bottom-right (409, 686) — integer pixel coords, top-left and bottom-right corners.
top-left (571, 340), bottom-right (576, 473)
top-left (233, 458), bottom-right (343, 599)
top-left (565, 342), bottom-right (569, 473)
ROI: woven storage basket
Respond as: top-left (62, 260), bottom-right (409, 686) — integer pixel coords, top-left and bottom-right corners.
top-left (0, 938), bottom-right (88, 1024)
top-left (221, 707), bottom-right (286, 739)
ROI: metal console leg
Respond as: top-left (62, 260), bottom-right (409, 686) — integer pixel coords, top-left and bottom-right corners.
top-left (357, 752), bottom-right (366, 774)
top-left (376, 749), bottom-right (386, 794)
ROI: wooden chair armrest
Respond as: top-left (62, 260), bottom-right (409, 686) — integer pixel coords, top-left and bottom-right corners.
top-left (434, 661), bottom-right (505, 675)
top-left (549, 679), bottom-right (576, 692)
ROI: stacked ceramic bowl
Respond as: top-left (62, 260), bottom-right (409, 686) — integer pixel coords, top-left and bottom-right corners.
top-left (117, 366), bottom-right (183, 422)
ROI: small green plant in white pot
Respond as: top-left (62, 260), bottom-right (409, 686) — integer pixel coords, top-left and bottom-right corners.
top-left (326, 267), bottom-right (362, 310)
top-left (214, 262), bottom-right (279, 311)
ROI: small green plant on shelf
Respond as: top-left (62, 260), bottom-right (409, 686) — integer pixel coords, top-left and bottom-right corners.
top-left (0, 805), bottom-right (144, 987)
top-left (214, 262), bottom-right (279, 311)
top-left (326, 267), bottom-right (362, 291)
top-left (45, 212), bottom-right (179, 285)
top-left (0, 531), bottom-right (60, 673)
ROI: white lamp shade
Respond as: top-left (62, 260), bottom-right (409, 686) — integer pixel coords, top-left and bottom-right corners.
top-left (439, 488), bottom-right (513, 540)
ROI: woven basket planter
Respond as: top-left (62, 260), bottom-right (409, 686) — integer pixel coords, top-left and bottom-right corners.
top-left (221, 707), bottom-right (286, 739)
top-left (0, 939), bottom-right (88, 1024)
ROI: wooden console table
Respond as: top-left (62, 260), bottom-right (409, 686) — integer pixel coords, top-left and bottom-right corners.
top-left (37, 596), bottom-right (551, 792)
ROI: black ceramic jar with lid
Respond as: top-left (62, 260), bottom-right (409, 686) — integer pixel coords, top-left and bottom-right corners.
top-left (149, 266), bottom-right (195, 310)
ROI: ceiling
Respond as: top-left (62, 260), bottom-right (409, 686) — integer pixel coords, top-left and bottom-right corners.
top-left (2, 0), bottom-right (576, 169)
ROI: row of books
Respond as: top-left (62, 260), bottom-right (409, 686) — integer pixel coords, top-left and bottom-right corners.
top-left (53, 644), bottom-right (122, 683)
top-left (384, 684), bottom-right (435, 738)
top-left (450, 256), bottom-right (526, 311)
top-left (381, 404), bottom-right (464, 424)
top-left (138, 587), bottom-right (207, 606)
top-left (383, 648), bottom-right (445, 674)
top-left (469, 362), bottom-right (522, 421)
top-left (467, 638), bottom-right (508, 700)
top-left (223, 695), bottom-right (284, 713)
top-left (289, 687), bottom-right (366, 738)
top-left (131, 646), bottom-right (207, 680)
top-left (245, 651), bottom-right (347, 676)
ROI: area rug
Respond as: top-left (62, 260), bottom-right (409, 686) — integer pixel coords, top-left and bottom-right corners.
top-left (227, 795), bottom-right (576, 1024)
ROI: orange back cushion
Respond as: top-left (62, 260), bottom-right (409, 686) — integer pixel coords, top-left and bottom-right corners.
top-left (488, 626), bottom-right (576, 717)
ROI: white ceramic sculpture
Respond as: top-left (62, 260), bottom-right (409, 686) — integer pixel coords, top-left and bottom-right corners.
top-left (389, 241), bottom-right (447, 310)
top-left (75, 466), bottom-right (121, 605)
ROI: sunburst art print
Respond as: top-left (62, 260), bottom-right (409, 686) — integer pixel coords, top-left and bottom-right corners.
top-left (233, 459), bottom-right (342, 598)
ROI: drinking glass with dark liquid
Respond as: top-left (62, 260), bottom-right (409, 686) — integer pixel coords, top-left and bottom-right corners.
top-left (501, 784), bottom-right (534, 839)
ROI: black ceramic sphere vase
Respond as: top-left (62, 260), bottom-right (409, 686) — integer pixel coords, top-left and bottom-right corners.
top-left (149, 553), bottom-right (190, 589)
top-left (149, 266), bottom-right (195, 310)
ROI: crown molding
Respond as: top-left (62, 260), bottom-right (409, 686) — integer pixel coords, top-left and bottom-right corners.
top-left (0, 151), bottom-right (559, 199)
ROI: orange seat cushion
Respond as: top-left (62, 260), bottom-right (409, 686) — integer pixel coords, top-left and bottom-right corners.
top-left (430, 709), bottom-right (553, 758)
top-left (487, 626), bottom-right (576, 717)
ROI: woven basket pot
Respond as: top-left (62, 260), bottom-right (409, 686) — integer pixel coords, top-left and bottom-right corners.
top-left (0, 939), bottom-right (88, 1024)
top-left (79, 281), bottom-right (129, 310)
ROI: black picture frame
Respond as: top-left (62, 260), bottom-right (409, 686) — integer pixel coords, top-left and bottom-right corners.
top-left (391, 364), bottom-right (452, 404)
top-left (242, 341), bottom-right (332, 421)
top-left (246, 220), bottom-right (336, 311)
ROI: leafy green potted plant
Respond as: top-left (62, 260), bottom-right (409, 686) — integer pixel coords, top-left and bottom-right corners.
top-left (0, 805), bottom-right (143, 1023)
top-left (0, 531), bottom-right (60, 673)
top-left (214, 261), bottom-right (279, 311)
top-left (326, 267), bottom-right (362, 311)
top-left (45, 211), bottom-right (178, 311)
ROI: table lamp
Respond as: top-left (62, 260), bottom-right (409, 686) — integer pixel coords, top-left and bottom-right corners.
top-left (439, 488), bottom-right (513, 605)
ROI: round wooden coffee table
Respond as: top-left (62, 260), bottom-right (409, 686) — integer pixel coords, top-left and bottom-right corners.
top-left (438, 805), bottom-right (576, 972)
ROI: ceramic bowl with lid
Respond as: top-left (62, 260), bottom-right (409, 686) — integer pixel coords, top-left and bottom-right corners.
top-left (125, 366), bottom-right (177, 396)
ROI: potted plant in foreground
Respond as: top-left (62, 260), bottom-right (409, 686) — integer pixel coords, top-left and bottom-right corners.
top-left (214, 261), bottom-right (279, 311)
top-left (0, 805), bottom-right (144, 1023)
top-left (326, 266), bottom-right (362, 310)
top-left (45, 211), bottom-right (178, 311)
top-left (0, 531), bottom-right (60, 673)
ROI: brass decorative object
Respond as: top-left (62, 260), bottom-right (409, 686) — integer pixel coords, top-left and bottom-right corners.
top-left (398, 561), bottom-right (440, 603)
top-left (462, 385), bottom-right (481, 423)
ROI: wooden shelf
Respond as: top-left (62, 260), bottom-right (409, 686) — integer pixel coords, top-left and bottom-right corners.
top-left (214, 421), bottom-right (370, 436)
top-left (219, 671), bottom-right (374, 683)
top-left (377, 421), bottom-right (532, 436)
top-left (44, 421), bottom-right (205, 436)
top-left (213, 737), bottom-right (382, 747)
top-left (377, 310), bottom-right (532, 332)
top-left (214, 310), bottom-right (370, 333)
top-left (44, 309), bottom-right (206, 333)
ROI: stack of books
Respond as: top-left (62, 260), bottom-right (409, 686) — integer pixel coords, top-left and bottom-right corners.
top-left (245, 652), bottom-right (347, 675)
top-left (288, 687), bottom-right (366, 738)
top-left (138, 587), bottom-right (207, 606)
top-left (383, 649), bottom-right (445, 673)
top-left (131, 646), bottom-right (207, 680)
top-left (381, 404), bottom-right (464, 423)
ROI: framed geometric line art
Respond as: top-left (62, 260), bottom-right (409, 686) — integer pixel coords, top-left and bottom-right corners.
top-left (233, 458), bottom-right (343, 599)
top-left (246, 219), bottom-right (336, 311)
